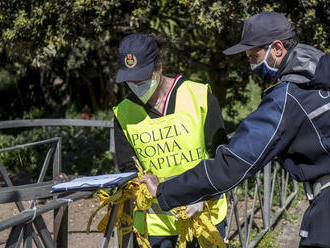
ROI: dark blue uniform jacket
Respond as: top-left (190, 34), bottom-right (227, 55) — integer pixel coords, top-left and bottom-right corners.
top-left (157, 44), bottom-right (330, 211)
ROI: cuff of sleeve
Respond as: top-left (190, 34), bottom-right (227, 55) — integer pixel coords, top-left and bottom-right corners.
top-left (156, 182), bottom-right (171, 211)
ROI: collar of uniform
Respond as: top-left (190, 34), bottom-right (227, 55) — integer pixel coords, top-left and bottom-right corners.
top-left (263, 81), bottom-right (283, 94)
top-left (161, 74), bottom-right (182, 115)
top-left (125, 74), bottom-right (184, 117)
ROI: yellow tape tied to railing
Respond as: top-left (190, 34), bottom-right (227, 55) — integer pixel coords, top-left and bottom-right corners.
top-left (87, 156), bottom-right (225, 248)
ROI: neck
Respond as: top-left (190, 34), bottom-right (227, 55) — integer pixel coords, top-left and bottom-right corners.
top-left (148, 75), bottom-right (174, 112)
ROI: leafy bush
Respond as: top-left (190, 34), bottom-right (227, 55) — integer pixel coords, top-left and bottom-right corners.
top-left (0, 110), bottom-right (115, 178)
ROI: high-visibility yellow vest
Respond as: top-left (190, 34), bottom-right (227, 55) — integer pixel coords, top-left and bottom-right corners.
top-left (113, 80), bottom-right (227, 236)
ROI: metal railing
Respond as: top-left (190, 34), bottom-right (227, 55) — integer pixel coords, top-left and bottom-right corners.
top-left (0, 137), bottom-right (92, 248)
top-left (225, 160), bottom-right (298, 247)
top-left (0, 119), bottom-right (298, 247)
top-left (0, 120), bottom-right (111, 248)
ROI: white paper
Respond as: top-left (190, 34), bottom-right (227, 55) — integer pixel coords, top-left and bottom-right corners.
top-left (51, 172), bottom-right (136, 192)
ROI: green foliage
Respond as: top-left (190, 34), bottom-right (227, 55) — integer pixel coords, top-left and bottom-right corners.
top-left (255, 228), bottom-right (280, 248)
top-left (1, 0), bottom-right (329, 123)
top-left (283, 208), bottom-right (300, 224)
top-left (0, 69), bottom-right (16, 91)
top-left (0, 0), bottom-right (329, 175)
top-left (230, 228), bottom-right (280, 248)
top-left (0, 109), bottom-right (115, 177)
top-left (223, 77), bottom-right (262, 131)
top-left (283, 183), bottom-right (306, 224)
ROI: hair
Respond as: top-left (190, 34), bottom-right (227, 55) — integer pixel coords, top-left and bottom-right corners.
top-left (153, 56), bottom-right (162, 72)
top-left (150, 33), bottom-right (170, 49)
top-left (149, 33), bottom-right (171, 71)
top-left (281, 37), bottom-right (299, 50)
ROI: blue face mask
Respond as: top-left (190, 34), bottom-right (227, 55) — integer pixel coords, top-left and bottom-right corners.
top-left (251, 45), bottom-right (278, 84)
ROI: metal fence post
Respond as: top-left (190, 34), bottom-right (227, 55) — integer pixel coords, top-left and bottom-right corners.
top-left (244, 179), bottom-right (248, 246)
top-left (52, 138), bottom-right (68, 248)
top-left (263, 162), bottom-right (271, 229)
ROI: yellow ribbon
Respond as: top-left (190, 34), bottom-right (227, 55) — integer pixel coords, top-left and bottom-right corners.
top-left (171, 201), bottom-right (226, 248)
top-left (88, 156), bottom-right (226, 248)
top-left (87, 157), bottom-right (153, 248)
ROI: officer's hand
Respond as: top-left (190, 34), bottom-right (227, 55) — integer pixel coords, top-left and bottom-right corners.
top-left (185, 201), bottom-right (204, 218)
top-left (139, 174), bottom-right (160, 198)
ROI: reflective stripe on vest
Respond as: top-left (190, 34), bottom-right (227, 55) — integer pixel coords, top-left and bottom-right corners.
top-left (114, 81), bottom-right (227, 235)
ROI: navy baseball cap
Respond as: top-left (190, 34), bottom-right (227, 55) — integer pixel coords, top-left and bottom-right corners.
top-left (223, 12), bottom-right (296, 55)
top-left (116, 33), bottom-right (159, 83)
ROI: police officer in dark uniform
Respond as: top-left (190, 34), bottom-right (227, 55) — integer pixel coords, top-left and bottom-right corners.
top-left (141, 12), bottom-right (330, 248)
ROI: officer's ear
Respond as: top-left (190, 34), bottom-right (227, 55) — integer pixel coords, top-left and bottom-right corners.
top-left (271, 40), bottom-right (286, 58)
top-left (271, 40), bottom-right (288, 65)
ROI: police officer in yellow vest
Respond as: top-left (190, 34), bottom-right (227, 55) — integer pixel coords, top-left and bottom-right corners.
top-left (113, 33), bottom-right (227, 248)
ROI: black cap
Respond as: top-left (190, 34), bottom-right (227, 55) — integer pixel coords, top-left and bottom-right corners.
top-left (116, 33), bottom-right (159, 83)
top-left (223, 12), bottom-right (296, 55)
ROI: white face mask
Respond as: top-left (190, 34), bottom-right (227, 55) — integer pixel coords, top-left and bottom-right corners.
top-left (127, 73), bottom-right (160, 103)
top-left (250, 45), bottom-right (278, 71)
top-left (250, 45), bottom-right (278, 83)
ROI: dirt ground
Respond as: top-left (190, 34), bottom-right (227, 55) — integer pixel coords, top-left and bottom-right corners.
top-left (276, 198), bottom-right (309, 248)
top-left (0, 197), bottom-right (108, 248)
top-left (0, 194), bottom-right (309, 248)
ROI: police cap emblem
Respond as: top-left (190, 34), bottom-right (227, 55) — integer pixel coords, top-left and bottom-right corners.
top-left (124, 54), bottom-right (137, 68)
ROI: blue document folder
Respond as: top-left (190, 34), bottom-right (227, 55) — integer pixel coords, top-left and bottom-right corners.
top-left (51, 172), bottom-right (137, 193)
